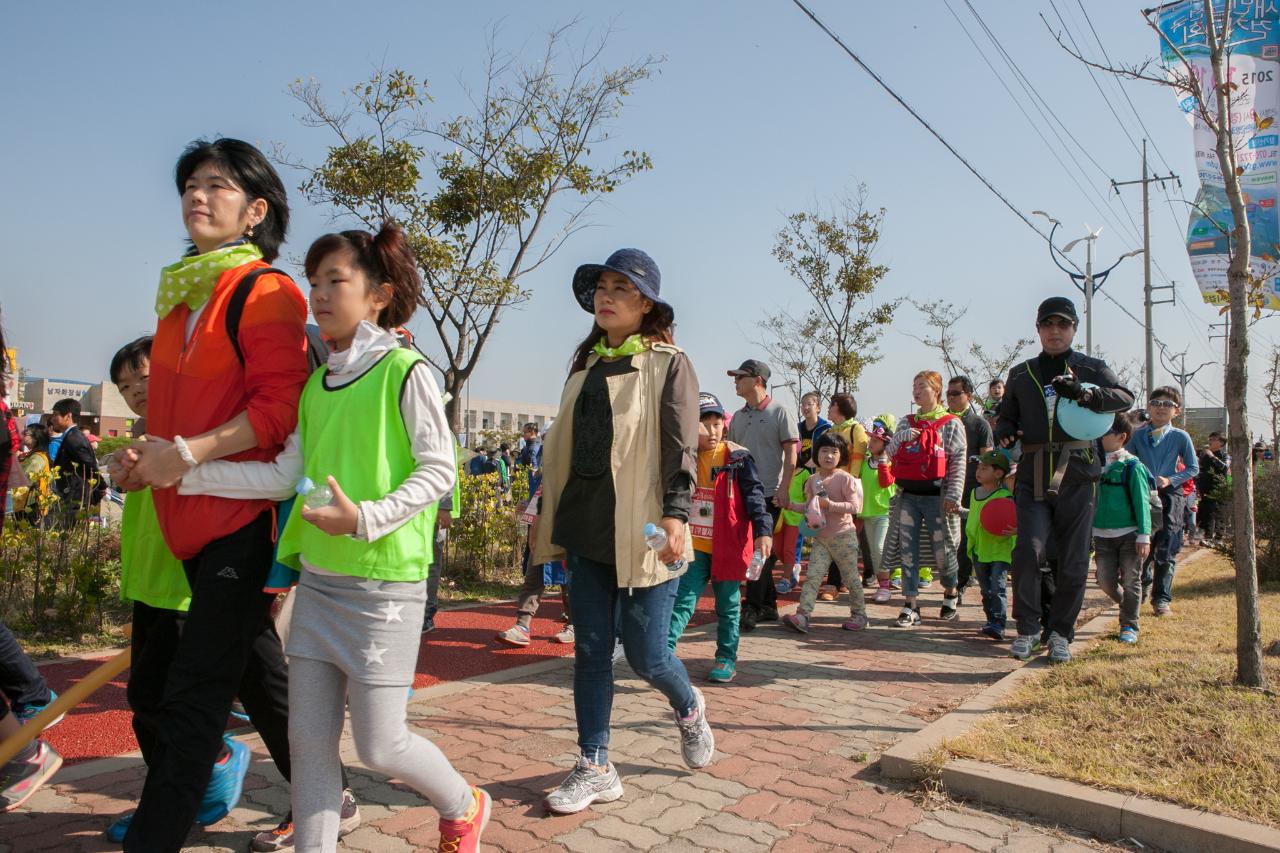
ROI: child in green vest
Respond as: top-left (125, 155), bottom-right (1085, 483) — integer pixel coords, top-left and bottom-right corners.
top-left (965, 450), bottom-right (1016, 641)
top-left (1094, 413), bottom-right (1152, 644)
top-left (864, 416), bottom-right (898, 604)
top-left (177, 223), bottom-right (488, 853)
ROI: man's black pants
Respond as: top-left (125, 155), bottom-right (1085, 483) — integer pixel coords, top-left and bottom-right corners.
top-left (1010, 480), bottom-right (1096, 639)
top-left (742, 504), bottom-right (782, 617)
top-left (125, 512), bottom-right (291, 852)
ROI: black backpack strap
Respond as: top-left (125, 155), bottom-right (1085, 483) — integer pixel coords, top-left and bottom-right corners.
top-left (225, 267), bottom-right (289, 366)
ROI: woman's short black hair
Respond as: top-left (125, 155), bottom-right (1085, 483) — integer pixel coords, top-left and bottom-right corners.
top-left (175, 138), bottom-right (290, 262)
top-left (813, 430), bottom-right (850, 467)
top-left (830, 392), bottom-right (857, 420)
top-left (23, 422), bottom-right (49, 452)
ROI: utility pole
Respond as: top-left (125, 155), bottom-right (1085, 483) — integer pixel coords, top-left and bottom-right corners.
top-left (1112, 139), bottom-right (1179, 397)
top-left (1158, 344), bottom-right (1215, 427)
top-left (1210, 315), bottom-right (1231, 434)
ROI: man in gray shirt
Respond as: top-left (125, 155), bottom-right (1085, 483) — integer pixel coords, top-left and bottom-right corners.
top-left (726, 359), bottom-right (799, 630)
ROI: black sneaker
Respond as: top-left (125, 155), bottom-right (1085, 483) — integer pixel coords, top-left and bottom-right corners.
top-left (757, 607), bottom-right (780, 622)
top-left (739, 607), bottom-right (758, 633)
top-left (939, 596), bottom-right (959, 621)
top-left (894, 607), bottom-right (922, 628)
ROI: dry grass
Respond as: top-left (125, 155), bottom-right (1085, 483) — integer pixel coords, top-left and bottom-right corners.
top-left (948, 550), bottom-right (1280, 828)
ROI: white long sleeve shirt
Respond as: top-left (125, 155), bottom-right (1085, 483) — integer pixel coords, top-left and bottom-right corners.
top-left (179, 321), bottom-right (455, 544)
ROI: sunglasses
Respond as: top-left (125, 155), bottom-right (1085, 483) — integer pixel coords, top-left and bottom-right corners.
top-left (1148, 399), bottom-right (1179, 409)
top-left (1037, 317), bottom-right (1074, 329)
top-left (945, 390), bottom-right (965, 397)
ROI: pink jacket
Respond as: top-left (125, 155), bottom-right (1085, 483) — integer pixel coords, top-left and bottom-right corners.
top-left (804, 469), bottom-right (863, 540)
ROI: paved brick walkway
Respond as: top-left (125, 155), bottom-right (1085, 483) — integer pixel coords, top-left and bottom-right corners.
top-left (3, 585), bottom-right (1126, 853)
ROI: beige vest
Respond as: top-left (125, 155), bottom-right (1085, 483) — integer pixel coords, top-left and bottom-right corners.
top-left (533, 342), bottom-right (694, 588)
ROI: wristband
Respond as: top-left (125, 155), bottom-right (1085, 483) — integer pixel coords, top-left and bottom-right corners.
top-left (172, 435), bottom-right (199, 469)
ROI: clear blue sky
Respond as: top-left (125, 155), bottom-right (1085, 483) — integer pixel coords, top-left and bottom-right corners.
top-left (1, 1), bottom-right (1268, 433)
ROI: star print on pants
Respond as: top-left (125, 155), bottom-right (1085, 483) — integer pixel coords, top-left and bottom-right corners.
top-left (361, 601), bottom-right (405, 623)
top-left (357, 578), bottom-right (384, 593)
top-left (361, 641), bottom-right (388, 666)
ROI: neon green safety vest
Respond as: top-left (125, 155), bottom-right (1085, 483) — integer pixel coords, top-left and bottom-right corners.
top-left (120, 487), bottom-right (191, 611)
top-left (277, 348), bottom-right (438, 582)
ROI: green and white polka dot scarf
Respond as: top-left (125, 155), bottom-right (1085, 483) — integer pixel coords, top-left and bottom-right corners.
top-left (155, 243), bottom-right (263, 317)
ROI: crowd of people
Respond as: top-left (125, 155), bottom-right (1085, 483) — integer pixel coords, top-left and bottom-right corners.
top-left (0, 136), bottom-right (1233, 852)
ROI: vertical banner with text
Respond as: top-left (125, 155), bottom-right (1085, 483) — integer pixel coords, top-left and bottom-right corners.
top-left (1159, 0), bottom-right (1280, 308)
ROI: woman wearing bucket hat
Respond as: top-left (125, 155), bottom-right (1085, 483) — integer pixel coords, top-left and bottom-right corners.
top-left (532, 248), bottom-right (714, 814)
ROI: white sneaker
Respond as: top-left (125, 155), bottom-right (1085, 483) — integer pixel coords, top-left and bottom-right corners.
top-left (554, 625), bottom-right (575, 644)
top-left (1047, 632), bottom-right (1072, 664)
top-left (674, 687), bottom-right (715, 769)
top-left (543, 757), bottom-right (624, 814)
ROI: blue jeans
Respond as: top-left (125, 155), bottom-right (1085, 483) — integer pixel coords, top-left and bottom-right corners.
top-left (1143, 487), bottom-right (1185, 607)
top-left (896, 491), bottom-right (959, 597)
top-left (974, 560), bottom-right (1009, 629)
top-left (568, 553), bottom-right (696, 766)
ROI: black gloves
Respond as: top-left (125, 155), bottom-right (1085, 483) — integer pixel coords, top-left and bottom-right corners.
top-left (1051, 374), bottom-right (1083, 399)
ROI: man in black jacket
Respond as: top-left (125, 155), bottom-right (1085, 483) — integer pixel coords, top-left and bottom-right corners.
top-left (995, 297), bottom-right (1134, 664)
top-left (1197, 432), bottom-right (1229, 544)
top-left (48, 398), bottom-right (102, 527)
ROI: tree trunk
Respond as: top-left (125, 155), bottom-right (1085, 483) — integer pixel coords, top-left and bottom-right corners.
top-left (1208, 3), bottom-right (1268, 689)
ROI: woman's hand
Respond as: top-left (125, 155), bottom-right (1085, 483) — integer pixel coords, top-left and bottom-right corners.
top-left (300, 476), bottom-right (359, 536)
top-left (658, 516), bottom-right (685, 564)
top-left (130, 438), bottom-right (189, 489)
top-left (943, 498), bottom-right (961, 515)
top-left (754, 535), bottom-right (773, 560)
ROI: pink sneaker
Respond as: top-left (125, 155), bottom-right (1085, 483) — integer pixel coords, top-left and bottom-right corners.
top-left (437, 787), bottom-right (490, 853)
top-left (842, 614), bottom-right (868, 631)
top-left (872, 583), bottom-right (893, 604)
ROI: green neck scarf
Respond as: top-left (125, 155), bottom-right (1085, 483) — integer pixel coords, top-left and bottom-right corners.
top-left (915, 403), bottom-right (949, 421)
top-left (593, 334), bottom-right (649, 359)
top-left (156, 243), bottom-right (263, 317)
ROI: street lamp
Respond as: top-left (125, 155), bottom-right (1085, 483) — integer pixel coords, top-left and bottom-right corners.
top-left (1032, 210), bottom-right (1143, 357)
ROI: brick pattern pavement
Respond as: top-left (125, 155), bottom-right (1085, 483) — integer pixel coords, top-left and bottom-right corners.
top-left (2, 586), bottom-right (1125, 853)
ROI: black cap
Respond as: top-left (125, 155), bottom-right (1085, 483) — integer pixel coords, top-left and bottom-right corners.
top-left (727, 359), bottom-right (771, 383)
top-left (1037, 296), bottom-right (1078, 325)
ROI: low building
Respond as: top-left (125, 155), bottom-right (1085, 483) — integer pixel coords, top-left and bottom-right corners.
top-left (22, 377), bottom-right (137, 437)
top-left (460, 398), bottom-right (558, 440)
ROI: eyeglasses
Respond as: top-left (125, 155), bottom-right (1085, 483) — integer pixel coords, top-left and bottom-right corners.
top-left (1037, 317), bottom-right (1074, 330)
top-left (945, 390), bottom-right (965, 397)
top-left (1148, 399), bottom-right (1178, 409)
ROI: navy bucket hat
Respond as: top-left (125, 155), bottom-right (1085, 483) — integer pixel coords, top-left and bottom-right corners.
top-left (572, 248), bottom-right (673, 321)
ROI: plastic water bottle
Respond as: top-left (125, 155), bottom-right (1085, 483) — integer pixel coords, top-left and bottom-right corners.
top-left (297, 476), bottom-right (333, 511)
top-left (643, 522), bottom-right (686, 572)
top-left (746, 550), bottom-right (766, 581)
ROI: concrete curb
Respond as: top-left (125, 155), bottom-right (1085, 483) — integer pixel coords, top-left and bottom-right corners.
top-left (880, 548), bottom-right (1280, 853)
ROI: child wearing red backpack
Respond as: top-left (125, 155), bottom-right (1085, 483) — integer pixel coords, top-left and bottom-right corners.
top-left (885, 371), bottom-right (967, 627)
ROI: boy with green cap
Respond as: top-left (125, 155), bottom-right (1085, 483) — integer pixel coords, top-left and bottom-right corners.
top-left (965, 450), bottom-right (1016, 641)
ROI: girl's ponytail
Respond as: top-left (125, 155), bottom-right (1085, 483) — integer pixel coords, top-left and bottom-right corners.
top-left (304, 220), bottom-right (427, 329)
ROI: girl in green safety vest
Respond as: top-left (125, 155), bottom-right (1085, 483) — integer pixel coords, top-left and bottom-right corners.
top-left (176, 222), bottom-right (489, 852)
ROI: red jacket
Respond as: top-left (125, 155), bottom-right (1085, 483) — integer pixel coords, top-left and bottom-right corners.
top-left (149, 261), bottom-right (309, 559)
top-left (708, 445), bottom-right (771, 582)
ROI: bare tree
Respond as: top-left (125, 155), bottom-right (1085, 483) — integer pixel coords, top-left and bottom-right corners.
top-left (762, 186), bottom-right (902, 396)
top-left (1265, 347), bottom-right (1280, 453)
top-left (1093, 346), bottom-right (1145, 404)
top-left (903, 298), bottom-right (1034, 394)
top-left (275, 25), bottom-right (660, 432)
top-left (1048, 0), bottom-right (1267, 688)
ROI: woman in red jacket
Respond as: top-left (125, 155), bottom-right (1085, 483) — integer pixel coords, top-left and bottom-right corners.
top-left (110, 139), bottom-right (330, 852)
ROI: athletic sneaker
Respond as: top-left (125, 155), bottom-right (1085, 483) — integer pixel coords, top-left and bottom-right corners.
top-left (757, 607), bottom-right (780, 622)
top-left (196, 736), bottom-right (250, 826)
top-left (1047, 632), bottom-right (1072, 665)
top-left (894, 607), bottom-right (921, 628)
top-left (739, 607), bottom-right (758, 633)
top-left (495, 624), bottom-right (531, 647)
top-left (842, 614), bottom-right (868, 631)
top-left (1, 741), bottom-right (62, 812)
top-left (554, 625), bottom-right (575, 644)
top-left (421, 616), bottom-right (436, 634)
top-left (782, 612), bottom-right (810, 633)
top-left (1154, 602), bottom-right (1172, 617)
top-left (979, 623), bottom-right (1005, 641)
top-left (1009, 635), bottom-right (1042, 660)
top-left (919, 567), bottom-right (934, 588)
top-left (229, 699), bottom-right (250, 723)
top-left (437, 787), bottom-right (490, 853)
top-left (250, 789), bottom-right (361, 851)
top-left (774, 578), bottom-right (794, 595)
top-left (708, 659), bottom-right (736, 683)
top-left (674, 687), bottom-right (715, 768)
top-left (1118, 626), bottom-right (1139, 644)
top-left (939, 595), bottom-right (959, 621)
top-left (789, 564), bottom-right (802, 586)
top-left (105, 812), bottom-right (134, 843)
top-left (872, 583), bottom-right (893, 604)
top-left (612, 639), bottom-right (625, 665)
top-left (14, 691), bottom-right (63, 730)
top-left (889, 569), bottom-right (902, 590)
top-left (544, 757), bottom-right (624, 814)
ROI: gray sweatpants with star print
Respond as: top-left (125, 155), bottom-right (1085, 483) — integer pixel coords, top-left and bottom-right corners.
top-left (288, 569), bottom-right (473, 851)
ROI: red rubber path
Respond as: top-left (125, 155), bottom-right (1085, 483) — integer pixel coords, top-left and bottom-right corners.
top-left (38, 592), bottom-right (718, 765)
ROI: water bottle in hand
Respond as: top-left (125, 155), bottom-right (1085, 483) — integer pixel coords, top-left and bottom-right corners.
top-left (643, 522), bottom-right (685, 572)
top-left (746, 550), bottom-right (766, 581)
top-left (297, 476), bottom-right (334, 511)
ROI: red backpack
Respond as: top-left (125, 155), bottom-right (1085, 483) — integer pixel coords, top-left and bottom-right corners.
top-left (892, 414), bottom-right (957, 481)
